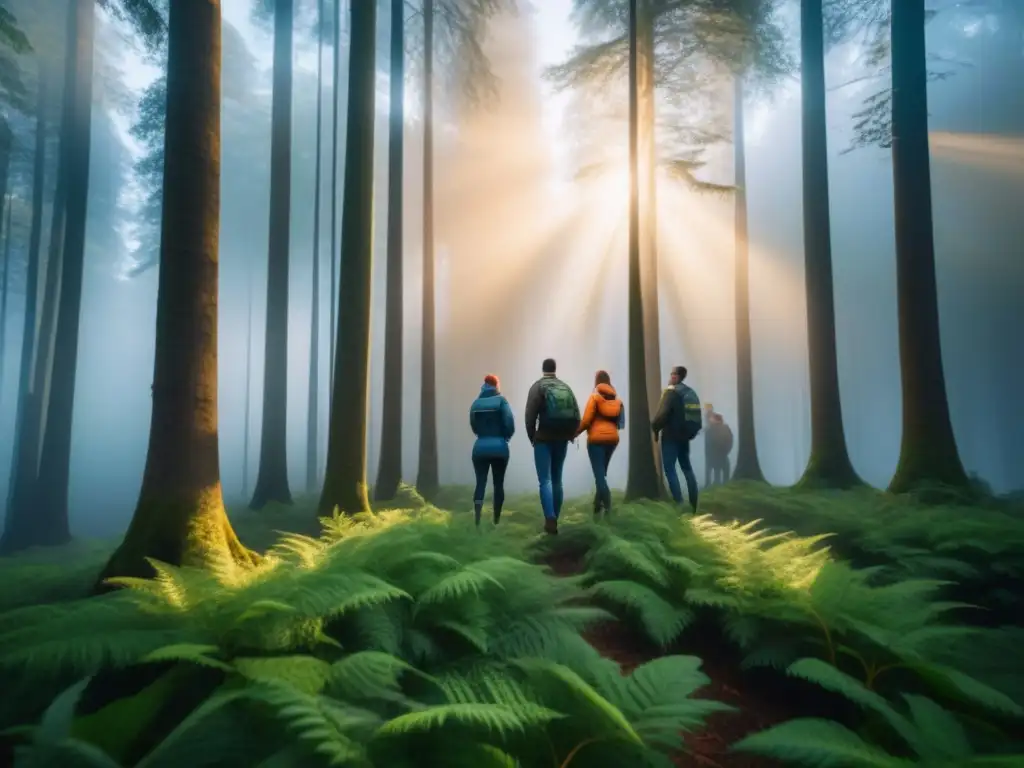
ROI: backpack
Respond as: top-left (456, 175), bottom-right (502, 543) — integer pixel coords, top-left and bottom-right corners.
top-left (676, 385), bottom-right (703, 440)
top-left (539, 378), bottom-right (580, 438)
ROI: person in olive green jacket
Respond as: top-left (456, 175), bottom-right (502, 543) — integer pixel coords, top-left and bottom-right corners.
top-left (651, 365), bottom-right (702, 512)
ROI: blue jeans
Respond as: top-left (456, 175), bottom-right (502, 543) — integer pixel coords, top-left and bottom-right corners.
top-left (533, 440), bottom-right (569, 520)
top-left (587, 443), bottom-right (616, 511)
top-left (662, 438), bottom-right (698, 511)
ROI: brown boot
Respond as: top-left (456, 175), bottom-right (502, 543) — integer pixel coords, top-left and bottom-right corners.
top-left (544, 518), bottom-right (558, 535)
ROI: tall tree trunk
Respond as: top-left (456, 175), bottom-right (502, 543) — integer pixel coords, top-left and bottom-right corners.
top-left (0, 189), bottom-right (11, 394)
top-left (251, 0), bottom-right (295, 510)
top-left (306, 0), bottom-right (325, 494)
top-left (98, 0), bottom-right (257, 586)
top-left (416, 0), bottom-right (439, 499)
top-left (35, 0), bottom-right (99, 543)
top-left (887, 0), bottom-right (967, 493)
top-left (319, 0), bottom-right (376, 517)
top-left (375, 0), bottom-right (405, 502)
top-left (243, 269), bottom-right (253, 498)
top-left (1, 67), bottom-right (46, 553)
top-left (0, 121), bottom-right (11, 394)
top-left (625, 0), bottom-right (661, 501)
top-left (731, 75), bottom-right (765, 482)
top-left (797, 0), bottom-right (860, 489)
top-left (0, 116), bottom-right (10, 245)
top-left (1, 11), bottom-right (80, 554)
top-left (329, 0), bottom-right (342, 405)
top-left (637, 0), bottom-right (663, 491)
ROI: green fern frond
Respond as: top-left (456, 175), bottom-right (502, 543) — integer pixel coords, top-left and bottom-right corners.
top-left (233, 656), bottom-right (333, 695)
top-left (435, 620), bottom-right (490, 653)
top-left (141, 642), bottom-right (232, 671)
top-left (7, 677), bottom-right (123, 768)
top-left (588, 580), bottom-right (693, 647)
top-left (256, 684), bottom-right (376, 766)
top-left (512, 659), bottom-right (643, 747)
top-left (267, 534), bottom-right (328, 569)
top-left (784, 658), bottom-right (916, 745)
top-left (376, 702), bottom-right (562, 738)
top-left (328, 651), bottom-right (427, 701)
top-left (908, 661), bottom-right (1024, 717)
top-left (731, 718), bottom-right (909, 767)
top-left (901, 695), bottom-right (970, 761)
top-left (741, 642), bottom-right (800, 671)
top-left (134, 688), bottom-right (253, 768)
top-left (613, 656), bottom-right (733, 749)
top-left (418, 564), bottom-right (505, 605)
top-left (584, 538), bottom-right (671, 589)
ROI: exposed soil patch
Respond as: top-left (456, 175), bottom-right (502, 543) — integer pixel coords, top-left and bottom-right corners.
top-left (542, 552), bottom-right (787, 767)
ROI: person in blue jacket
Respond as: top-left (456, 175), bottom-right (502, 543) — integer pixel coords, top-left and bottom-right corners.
top-left (469, 374), bottom-right (516, 526)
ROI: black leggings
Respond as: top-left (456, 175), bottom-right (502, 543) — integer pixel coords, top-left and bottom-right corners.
top-left (472, 456), bottom-right (508, 511)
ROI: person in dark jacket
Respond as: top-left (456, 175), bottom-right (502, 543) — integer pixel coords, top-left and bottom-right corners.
top-left (574, 370), bottom-right (625, 517)
top-left (524, 358), bottom-right (581, 534)
top-left (651, 365), bottom-right (701, 512)
top-left (705, 410), bottom-right (733, 486)
top-left (469, 374), bottom-right (516, 526)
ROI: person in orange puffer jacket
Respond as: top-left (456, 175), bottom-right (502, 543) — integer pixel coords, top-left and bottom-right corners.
top-left (574, 370), bottom-right (626, 516)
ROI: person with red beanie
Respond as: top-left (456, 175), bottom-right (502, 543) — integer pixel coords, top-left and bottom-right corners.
top-left (468, 373), bottom-right (515, 526)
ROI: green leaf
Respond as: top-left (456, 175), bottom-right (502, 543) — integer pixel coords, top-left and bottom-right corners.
top-left (911, 662), bottom-right (1024, 717)
top-left (233, 656), bottom-right (332, 695)
top-left (513, 659), bottom-right (642, 746)
top-left (376, 702), bottom-right (562, 738)
top-left (142, 644), bottom-right (232, 671)
top-left (731, 718), bottom-right (912, 767)
top-left (901, 695), bottom-right (970, 761)
top-left (785, 659), bottom-right (918, 748)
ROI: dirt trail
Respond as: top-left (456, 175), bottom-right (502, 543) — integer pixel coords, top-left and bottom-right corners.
top-left (543, 551), bottom-right (785, 768)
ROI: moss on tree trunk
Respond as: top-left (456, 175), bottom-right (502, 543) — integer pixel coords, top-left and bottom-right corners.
top-left (319, 0), bottom-right (377, 518)
top-left (887, 0), bottom-right (968, 494)
top-left (251, 0), bottom-right (295, 510)
top-left (97, 0), bottom-right (255, 589)
top-left (796, 0), bottom-right (861, 490)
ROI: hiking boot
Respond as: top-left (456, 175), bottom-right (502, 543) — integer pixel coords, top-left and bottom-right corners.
top-left (544, 518), bottom-right (558, 535)
top-left (474, 503), bottom-right (482, 528)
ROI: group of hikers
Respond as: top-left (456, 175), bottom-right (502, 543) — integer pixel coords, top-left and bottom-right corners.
top-left (468, 358), bottom-right (734, 534)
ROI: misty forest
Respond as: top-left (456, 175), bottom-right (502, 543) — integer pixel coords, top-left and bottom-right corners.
top-left (0, 0), bottom-right (1022, 765)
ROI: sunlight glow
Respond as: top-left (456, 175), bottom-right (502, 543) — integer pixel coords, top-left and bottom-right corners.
top-left (930, 132), bottom-right (1024, 175)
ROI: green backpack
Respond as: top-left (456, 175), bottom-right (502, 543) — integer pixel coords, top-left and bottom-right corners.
top-left (539, 379), bottom-right (580, 438)
top-left (677, 385), bottom-right (703, 440)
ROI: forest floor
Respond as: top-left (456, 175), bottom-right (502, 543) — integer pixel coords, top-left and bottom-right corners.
top-left (0, 482), bottom-right (1021, 767)
top-left (544, 547), bottom-right (789, 767)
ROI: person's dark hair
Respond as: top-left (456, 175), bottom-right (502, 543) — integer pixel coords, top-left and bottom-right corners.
top-left (672, 365), bottom-right (688, 381)
top-left (542, 358), bottom-right (556, 374)
top-left (594, 369), bottom-right (611, 386)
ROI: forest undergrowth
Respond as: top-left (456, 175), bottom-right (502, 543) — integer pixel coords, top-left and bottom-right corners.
top-left (0, 483), bottom-right (1022, 767)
